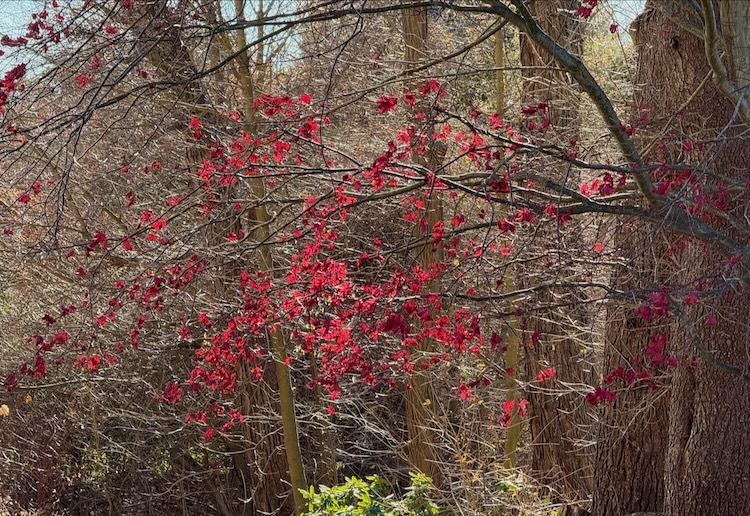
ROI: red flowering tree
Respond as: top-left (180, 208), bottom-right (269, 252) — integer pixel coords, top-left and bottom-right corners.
top-left (0, 1), bottom-right (749, 516)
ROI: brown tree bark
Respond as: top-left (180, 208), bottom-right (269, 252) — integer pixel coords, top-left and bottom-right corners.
top-left (121, 4), bottom-right (297, 514)
top-left (519, 1), bottom-right (582, 126)
top-left (234, 1), bottom-right (307, 511)
top-left (591, 242), bottom-right (670, 516)
top-left (518, 2), bottom-right (593, 509)
top-left (139, 2), bottom-right (306, 513)
top-left (591, 7), bottom-right (675, 515)
top-left (401, 3), bottom-right (445, 488)
top-left (595, 3), bottom-right (750, 515)
top-left (646, 3), bottom-right (750, 514)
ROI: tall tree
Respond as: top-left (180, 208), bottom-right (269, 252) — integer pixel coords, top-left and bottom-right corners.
top-left (652, 2), bottom-right (750, 514)
top-left (595, 2), bottom-right (750, 515)
top-left (591, 6), bottom-right (671, 514)
top-left (517, 1), bottom-right (593, 509)
top-left (401, 3), bottom-right (445, 488)
top-left (233, 1), bottom-right (307, 512)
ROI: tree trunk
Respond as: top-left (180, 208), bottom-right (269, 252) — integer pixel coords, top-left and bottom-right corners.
top-left (401, 3), bottom-right (445, 488)
top-left (591, 7), bottom-right (675, 515)
top-left (591, 240), bottom-right (670, 515)
top-left (126, 3), bottom-right (300, 513)
top-left (308, 357), bottom-right (338, 487)
top-left (639, 3), bottom-right (750, 514)
top-left (493, 16), bottom-right (525, 473)
top-left (234, 1), bottom-right (307, 512)
top-left (594, 3), bottom-right (750, 515)
top-left (518, 2), bottom-right (593, 508)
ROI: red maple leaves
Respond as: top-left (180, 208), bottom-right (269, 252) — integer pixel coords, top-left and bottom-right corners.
top-left (376, 94), bottom-right (398, 113)
top-left (1, 46), bottom-right (739, 453)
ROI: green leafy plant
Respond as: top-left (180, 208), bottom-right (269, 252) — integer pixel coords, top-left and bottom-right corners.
top-left (302, 473), bottom-right (443, 516)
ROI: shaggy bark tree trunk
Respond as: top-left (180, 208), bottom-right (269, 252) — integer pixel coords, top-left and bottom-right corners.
top-left (595, 3), bottom-right (750, 515)
top-left (124, 3), bottom-right (301, 513)
top-left (591, 7), bottom-right (674, 515)
top-left (591, 247), bottom-right (670, 516)
top-left (643, 3), bottom-right (750, 514)
top-left (517, 2), bottom-right (593, 510)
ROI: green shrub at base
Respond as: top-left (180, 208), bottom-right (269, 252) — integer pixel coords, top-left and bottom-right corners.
top-left (302, 472), bottom-right (443, 516)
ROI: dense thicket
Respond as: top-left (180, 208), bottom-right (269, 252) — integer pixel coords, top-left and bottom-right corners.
top-left (0, 1), bottom-right (748, 515)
